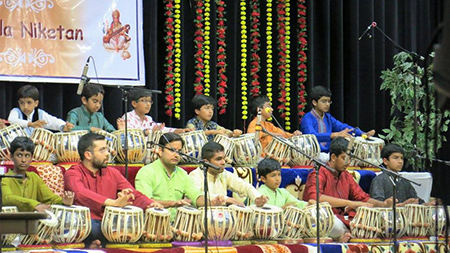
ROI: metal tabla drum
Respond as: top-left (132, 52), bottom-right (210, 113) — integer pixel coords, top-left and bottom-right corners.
top-left (302, 202), bottom-right (334, 238)
top-left (429, 205), bottom-right (447, 237)
top-left (142, 207), bottom-right (173, 242)
top-left (143, 130), bottom-right (163, 164)
top-left (200, 206), bottom-right (236, 241)
top-left (101, 206), bottom-right (144, 243)
top-left (179, 130), bottom-right (207, 163)
top-left (213, 134), bottom-right (235, 163)
top-left (0, 124), bottom-right (27, 160)
top-left (376, 207), bottom-right (407, 238)
top-left (349, 136), bottom-right (384, 167)
top-left (251, 205), bottom-right (284, 240)
top-left (30, 128), bottom-right (55, 161)
top-left (171, 206), bottom-right (203, 242)
top-left (350, 206), bottom-right (381, 239)
top-left (113, 129), bottom-right (146, 163)
top-left (283, 205), bottom-right (306, 239)
top-left (232, 133), bottom-right (261, 167)
top-left (20, 210), bottom-right (58, 245)
top-left (229, 205), bottom-right (254, 240)
top-left (289, 134), bottom-right (320, 166)
top-left (264, 137), bottom-right (291, 165)
top-left (96, 130), bottom-right (117, 163)
top-left (405, 204), bottom-right (432, 237)
top-left (1, 206), bottom-right (19, 246)
top-left (50, 205), bottom-right (91, 243)
top-left (54, 130), bottom-right (88, 162)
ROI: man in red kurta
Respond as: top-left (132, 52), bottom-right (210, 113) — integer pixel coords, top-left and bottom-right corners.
top-left (65, 133), bottom-right (161, 248)
top-left (303, 137), bottom-right (390, 242)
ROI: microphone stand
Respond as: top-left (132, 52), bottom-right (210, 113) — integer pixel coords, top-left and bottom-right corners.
top-left (118, 86), bottom-right (134, 180)
top-left (260, 128), bottom-right (332, 253)
top-left (346, 151), bottom-right (421, 253)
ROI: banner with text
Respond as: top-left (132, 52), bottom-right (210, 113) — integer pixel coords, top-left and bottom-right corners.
top-left (0, 0), bottom-right (145, 86)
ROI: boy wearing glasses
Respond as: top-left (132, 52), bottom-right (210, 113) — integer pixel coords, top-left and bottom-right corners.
top-left (300, 86), bottom-right (375, 155)
top-left (121, 88), bottom-right (189, 135)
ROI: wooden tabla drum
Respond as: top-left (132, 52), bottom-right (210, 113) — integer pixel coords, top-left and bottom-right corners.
top-left (229, 205), bottom-right (254, 240)
top-left (283, 205), bottom-right (306, 239)
top-left (172, 206), bottom-right (203, 242)
top-left (21, 210), bottom-right (58, 245)
top-left (1, 206), bottom-right (19, 246)
top-left (142, 207), bottom-right (173, 242)
top-left (50, 205), bottom-right (91, 243)
top-left (350, 206), bottom-right (381, 239)
top-left (113, 129), bottom-right (146, 164)
top-left (349, 136), bottom-right (384, 167)
top-left (302, 202), bottom-right (335, 238)
top-left (200, 206), bottom-right (236, 241)
top-left (96, 130), bottom-right (117, 163)
top-left (429, 206), bottom-right (447, 237)
top-left (179, 130), bottom-right (207, 163)
top-left (264, 137), bottom-right (291, 164)
top-left (232, 133), bottom-right (261, 167)
top-left (101, 206), bottom-right (144, 243)
top-left (213, 134), bottom-right (235, 163)
top-left (289, 134), bottom-right (320, 166)
top-left (376, 207), bottom-right (407, 238)
top-left (251, 205), bottom-right (284, 240)
top-left (54, 131), bottom-right (88, 162)
top-left (143, 130), bottom-right (163, 164)
top-left (405, 204), bottom-right (432, 237)
top-left (30, 128), bottom-right (55, 161)
top-left (0, 124), bottom-right (27, 160)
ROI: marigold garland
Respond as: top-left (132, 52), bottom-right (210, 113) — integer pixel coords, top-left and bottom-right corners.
top-left (173, 0), bottom-right (182, 119)
top-left (249, 0), bottom-right (261, 97)
top-left (164, 0), bottom-right (175, 117)
top-left (266, 0), bottom-right (273, 103)
top-left (203, 0), bottom-right (211, 95)
top-left (216, 0), bottom-right (228, 115)
top-left (240, 0), bottom-right (248, 120)
top-left (297, 0), bottom-right (308, 121)
top-left (193, 0), bottom-right (205, 95)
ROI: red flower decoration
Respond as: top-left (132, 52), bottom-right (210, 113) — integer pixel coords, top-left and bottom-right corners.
top-left (249, 0), bottom-right (261, 97)
top-left (164, 0), bottom-right (176, 117)
top-left (216, 0), bottom-right (228, 114)
top-left (297, 0), bottom-right (308, 123)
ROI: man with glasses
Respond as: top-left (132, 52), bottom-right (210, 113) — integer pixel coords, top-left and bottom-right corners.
top-left (300, 86), bottom-right (375, 161)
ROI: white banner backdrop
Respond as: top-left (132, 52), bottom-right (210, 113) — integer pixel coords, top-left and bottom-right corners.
top-left (0, 0), bottom-right (145, 86)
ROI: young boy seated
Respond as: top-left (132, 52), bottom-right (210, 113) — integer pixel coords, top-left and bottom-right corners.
top-left (257, 157), bottom-right (309, 209)
top-left (300, 86), bottom-right (375, 160)
top-left (303, 137), bottom-right (390, 242)
top-left (247, 95), bottom-right (301, 150)
top-left (186, 94), bottom-right (242, 141)
top-left (121, 88), bottom-right (190, 135)
top-left (369, 144), bottom-right (425, 205)
top-left (67, 84), bottom-right (124, 133)
top-left (1, 137), bottom-right (74, 212)
top-left (189, 141), bottom-right (267, 206)
top-left (8, 85), bottom-right (73, 135)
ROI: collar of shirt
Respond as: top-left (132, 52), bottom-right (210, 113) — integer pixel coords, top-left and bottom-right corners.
top-left (129, 110), bottom-right (151, 123)
top-left (77, 162), bottom-right (102, 177)
top-left (154, 159), bottom-right (179, 179)
top-left (81, 105), bottom-right (94, 116)
top-left (311, 109), bottom-right (325, 120)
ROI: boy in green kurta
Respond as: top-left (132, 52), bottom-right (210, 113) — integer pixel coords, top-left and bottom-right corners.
top-left (1, 137), bottom-right (74, 212)
top-left (257, 158), bottom-right (310, 209)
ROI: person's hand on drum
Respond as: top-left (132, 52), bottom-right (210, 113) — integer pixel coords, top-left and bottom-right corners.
top-left (364, 129), bottom-right (376, 137)
top-left (62, 122), bottom-right (74, 132)
top-left (383, 197), bottom-right (395, 207)
top-left (35, 203), bottom-right (50, 212)
top-left (211, 195), bottom-right (226, 206)
top-left (114, 192), bottom-right (134, 207)
top-left (29, 120), bottom-right (47, 129)
top-left (402, 198), bottom-right (419, 205)
top-left (292, 130), bottom-right (302, 136)
top-left (118, 188), bottom-right (135, 201)
top-left (169, 199), bottom-right (192, 208)
top-left (254, 195), bottom-right (268, 207)
top-left (117, 118), bottom-right (125, 130)
top-left (62, 190), bottom-right (75, 206)
top-left (225, 197), bottom-right (244, 207)
top-left (346, 200), bottom-right (373, 212)
top-left (147, 202), bottom-right (164, 209)
top-left (216, 128), bottom-right (229, 136)
top-left (232, 129), bottom-right (243, 137)
top-left (307, 199), bottom-right (317, 206)
top-left (174, 128), bottom-right (191, 134)
top-left (330, 128), bottom-right (353, 139)
top-left (152, 123), bottom-right (164, 132)
top-left (90, 127), bottom-right (102, 133)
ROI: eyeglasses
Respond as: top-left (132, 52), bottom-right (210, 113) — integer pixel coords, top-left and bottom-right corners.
top-left (138, 99), bottom-right (153, 104)
top-left (319, 99), bottom-right (332, 104)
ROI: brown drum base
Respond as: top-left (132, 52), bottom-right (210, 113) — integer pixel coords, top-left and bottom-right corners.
top-left (53, 242), bottom-right (85, 249)
top-left (276, 238), bottom-right (304, 244)
top-left (251, 240), bottom-right (278, 245)
top-left (105, 243), bottom-right (140, 249)
top-left (232, 240), bottom-right (253, 246)
top-left (349, 238), bottom-right (382, 243)
top-left (140, 242), bottom-right (173, 248)
top-left (402, 236), bottom-right (429, 241)
top-left (303, 237), bottom-right (333, 244)
top-left (17, 244), bottom-right (53, 250)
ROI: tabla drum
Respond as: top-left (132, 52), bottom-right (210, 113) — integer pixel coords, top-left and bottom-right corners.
top-left (350, 206), bottom-right (381, 239)
top-left (0, 124), bottom-right (27, 160)
top-left (405, 204), bottom-right (432, 237)
top-left (251, 205), bottom-right (284, 240)
top-left (1, 206), bottom-right (19, 246)
top-left (172, 206), bottom-right (203, 242)
top-left (349, 136), bottom-right (384, 167)
top-left (264, 137), bottom-right (291, 165)
top-left (302, 202), bottom-right (335, 238)
top-left (101, 206), bottom-right (144, 243)
top-left (50, 205), bottom-right (91, 243)
top-left (142, 207), bottom-right (173, 242)
top-left (289, 134), bottom-right (320, 166)
top-left (30, 128), bottom-right (55, 161)
top-left (200, 206), bottom-right (236, 241)
top-left (283, 205), bottom-right (306, 239)
top-left (213, 134), bottom-right (235, 163)
top-left (54, 131), bottom-right (88, 162)
top-left (113, 129), bottom-right (146, 164)
top-left (229, 205), bottom-right (254, 240)
top-left (179, 130), bottom-right (207, 163)
top-left (21, 210), bottom-right (58, 245)
top-left (143, 130), bottom-right (163, 164)
top-left (232, 133), bottom-right (261, 167)
top-left (429, 206), bottom-right (447, 237)
top-left (376, 207), bottom-right (407, 238)
top-left (96, 130), bottom-right (117, 163)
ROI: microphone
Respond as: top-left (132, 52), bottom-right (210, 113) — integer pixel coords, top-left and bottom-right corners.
top-left (254, 108), bottom-right (262, 146)
top-left (77, 57), bottom-right (91, 95)
top-left (148, 89), bottom-right (162, 94)
top-left (358, 22), bottom-right (377, 41)
top-left (345, 135), bottom-right (355, 165)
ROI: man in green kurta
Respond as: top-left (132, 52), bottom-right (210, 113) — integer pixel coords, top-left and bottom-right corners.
top-left (1, 137), bottom-right (74, 212)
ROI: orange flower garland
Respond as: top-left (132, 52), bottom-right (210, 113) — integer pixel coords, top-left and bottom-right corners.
top-left (164, 0), bottom-right (175, 117)
top-left (297, 0), bottom-right (308, 120)
top-left (249, 0), bottom-right (261, 97)
top-left (193, 0), bottom-right (205, 95)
